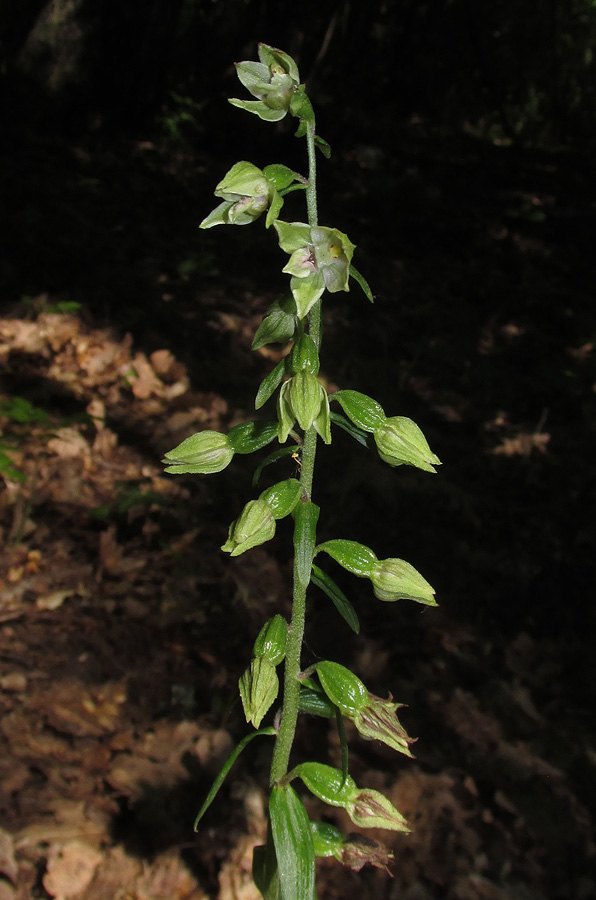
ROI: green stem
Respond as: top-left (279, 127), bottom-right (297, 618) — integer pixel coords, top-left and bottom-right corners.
top-left (270, 119), bottom-right (320, 784)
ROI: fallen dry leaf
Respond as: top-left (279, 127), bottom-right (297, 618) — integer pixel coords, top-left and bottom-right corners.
top-left (43, 840), bottom-right (103, 899)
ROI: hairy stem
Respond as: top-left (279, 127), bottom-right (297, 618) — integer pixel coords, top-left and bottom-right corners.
top-left (270, 121), bottom-right (320, 784)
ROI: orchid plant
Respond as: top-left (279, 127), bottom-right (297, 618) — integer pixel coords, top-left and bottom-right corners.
top-left (163, 43), bottom-right (441, 900)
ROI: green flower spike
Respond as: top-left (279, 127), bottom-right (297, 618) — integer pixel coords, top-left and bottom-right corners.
top-left (222, 498), bottom-right (276, 556)
top-left (278, 372), bottom-right (331, 443)
top-left (162, 431), bottom-right (234, 475)
top-left (229, 43), bottom-right (301, 122)
top-left (371, 557), bottom-right (437, 605)
top-left (274, 221), bottom-right (356, 319)
top-left (374, 416), bottom-right (441, 473)
top-left (200, 161), bottom-right (278, 229)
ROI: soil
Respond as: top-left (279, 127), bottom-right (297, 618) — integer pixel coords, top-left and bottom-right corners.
top-left (0, 122), bottom-right (595, 900)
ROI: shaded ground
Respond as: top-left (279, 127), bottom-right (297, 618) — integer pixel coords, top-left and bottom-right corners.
top-left (0, 118), bottom-right (595, 900)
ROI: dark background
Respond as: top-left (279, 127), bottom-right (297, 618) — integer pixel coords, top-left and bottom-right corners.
top-left (1, 2), bottom-right (595, 898)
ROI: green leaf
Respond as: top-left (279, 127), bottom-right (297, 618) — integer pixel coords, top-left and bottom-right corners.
top-left (311, 565), bottom-right (360, 634)
top-left (297, 686), bottom-right (335, 718)
top-left (314, 135), bottom-right (331, 158)
top-left (193, 727), bottom-right (275, 830)
top-left (253, 824), bottom-right (282, 900)
top-left (336, 707), bottom-right (350, 790)
top-left (252, 445), bottom-right (300, 487)
top-left (329, 411), bottom-right (370, 448)
top-left (293, 500), bottom-right (320, 587)
top-left (315, 539), bottom-right (378, 577)
top-left (228, 421), bottom-right (279, 454)
top-left (255, 359), bottom-right (287, 409)
top-left (269, 784), bottom-right (316, 900)
top-left (349, 264), bottom-right (374, 302)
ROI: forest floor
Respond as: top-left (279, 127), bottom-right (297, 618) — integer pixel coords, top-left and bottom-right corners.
top-left (0, 120), bottom-right (595, 900)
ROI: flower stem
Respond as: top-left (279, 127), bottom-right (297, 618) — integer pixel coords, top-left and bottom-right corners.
top-left (270, 119), bottom-right (320, 784)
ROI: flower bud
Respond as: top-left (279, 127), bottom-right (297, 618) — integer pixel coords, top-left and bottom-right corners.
top-left (221, 499), bottom-right (276, 556)
top-left (374, 416), bottom-right (441, 473)
top-left (371, 558), bottom-right (436, 605)
top-left (239, 656), bottom-right (278, 727)
top-left (253, 614), bottom-right (288, 664)
top-left (310, 823), bottom-right (393, 873)
top-left (277, 373), bottom-right (331, 443)
top-left (162, 431), bottom-right (234, 475)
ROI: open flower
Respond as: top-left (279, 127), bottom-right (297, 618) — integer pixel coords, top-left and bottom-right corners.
top-left (274, 221), bottom-right (355, 318)
top-left (229, 43), bottom-right (301, 122)
top-left (200, 161), bottom-right (278, 228)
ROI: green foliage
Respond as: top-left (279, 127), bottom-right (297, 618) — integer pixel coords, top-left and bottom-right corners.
top-left (163, 42), bottom-right (442, 897)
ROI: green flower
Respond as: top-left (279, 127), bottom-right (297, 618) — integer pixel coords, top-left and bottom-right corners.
top-left (229, 43), bottom-right (301, 122)
top-left (162, 431), bottom-right (234, 475)
top-left (222, 498), bottom-right (276, 556)
top-left (200, 161), bottom-right (279, 228)
top-left (371, 557), bottom-right (436, 605)
top-left (274, 221), bottom-right (356, 318)
top-left (278, 372), bottom-right (331, 443)
top-left (374, 416), bottom-right (441, 473)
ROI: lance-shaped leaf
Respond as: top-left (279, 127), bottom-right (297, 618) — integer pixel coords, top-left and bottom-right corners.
top-left (311, 565), bottom-right (360, 634)
top-left (194, 726), bottom-right (275, 829)
top-left (269, 785), bottom-right (316, 900)
top-left (293, 500), bottom-right (319, 587)
top-left (256, 359), bottom-right (288, 410)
